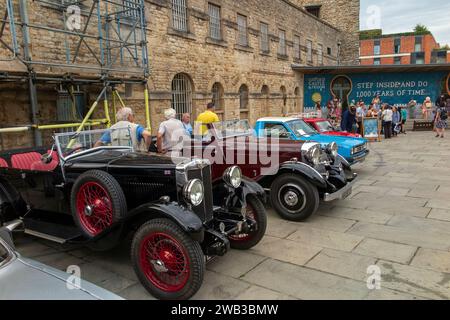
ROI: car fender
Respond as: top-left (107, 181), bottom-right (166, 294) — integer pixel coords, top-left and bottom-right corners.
top-left (241, 177), bottom-right (266, 203)
top-left (128, 202), bottom-right (204, 242)
top-left (278, 161), bottom-right (327, 189)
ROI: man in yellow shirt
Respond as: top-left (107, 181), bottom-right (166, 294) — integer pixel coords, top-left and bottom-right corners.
top-left (196, 102), bottom-right (220, 135)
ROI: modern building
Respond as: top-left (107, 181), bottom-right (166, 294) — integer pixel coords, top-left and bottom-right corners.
top-left (0, 0), bottom-right (361, 150)
top-left (360, 29), bottom-right (450, 65)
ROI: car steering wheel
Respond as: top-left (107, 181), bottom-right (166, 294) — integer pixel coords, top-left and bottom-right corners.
top-left (64, 146), bottom-right (88, 157)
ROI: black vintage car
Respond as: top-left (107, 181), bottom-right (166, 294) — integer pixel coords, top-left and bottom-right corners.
top-left (0, 129), bottom-right (267, 300)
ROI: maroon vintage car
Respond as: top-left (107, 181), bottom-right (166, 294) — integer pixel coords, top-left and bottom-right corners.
top-left (304, 118), bottom-right (362, 138)
top-left (177, 120), bottom-right (357, 221)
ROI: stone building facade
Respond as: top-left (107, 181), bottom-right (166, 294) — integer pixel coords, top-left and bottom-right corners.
top-left (0, 0), bottom-right (360, 150)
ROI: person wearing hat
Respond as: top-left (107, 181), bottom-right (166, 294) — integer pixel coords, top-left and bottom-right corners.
top-left (422, 97), bottom-right (433, 120)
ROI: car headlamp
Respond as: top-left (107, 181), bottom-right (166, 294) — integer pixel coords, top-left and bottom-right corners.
top-left (326, 142), bottom-right (338, 159)
top-left (183, 179), bottom-right (204, 206)
top-left (223, 166), bottom-right (242, 188)
top-left (301, 142), bottom-right (322, 166)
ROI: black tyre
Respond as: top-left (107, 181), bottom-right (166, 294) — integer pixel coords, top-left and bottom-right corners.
top-left (131, 218), bottom-right (205, 300)
top-left (270, 174), bottom-right (319, 221)
top-left (70, 170), bottom-right (127, 238)
top-left (229, 195), bottom-right (267, 250)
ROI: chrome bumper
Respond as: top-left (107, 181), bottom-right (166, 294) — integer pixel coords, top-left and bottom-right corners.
top-left (323, 177), bottom-right (357, 202)
top-left (350, 150), bottom-right (369, 164)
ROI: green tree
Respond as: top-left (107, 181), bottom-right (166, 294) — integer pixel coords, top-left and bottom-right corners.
top-left (414, 24), bottom-right (429, 34)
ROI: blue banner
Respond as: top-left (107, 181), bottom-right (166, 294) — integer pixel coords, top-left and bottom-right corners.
top-left (304, 71), bottom-right (449, 109)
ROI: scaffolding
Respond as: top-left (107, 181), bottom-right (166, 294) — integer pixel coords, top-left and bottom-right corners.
top-left (0, 0), bottom-right (150, 147)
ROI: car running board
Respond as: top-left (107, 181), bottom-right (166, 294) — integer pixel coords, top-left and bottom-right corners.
top-left (23, 217), bottom-right (83, 244)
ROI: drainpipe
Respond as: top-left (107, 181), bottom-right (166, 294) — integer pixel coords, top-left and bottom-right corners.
top-left (19, 0), bottom-right (42, 146)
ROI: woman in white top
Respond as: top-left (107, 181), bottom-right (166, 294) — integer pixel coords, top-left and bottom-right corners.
top-left (382, 105), bottom-right (393, 139)
top-left (422, 97), bottom-right (433, 120)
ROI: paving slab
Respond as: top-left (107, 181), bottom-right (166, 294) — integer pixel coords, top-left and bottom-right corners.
top-left (192, 271), bottom-right (250, 300)
top-left (377, 260), bottom-right (450, 300)
top-left (387, 215), bottom-right (450, 235)
top-left (242, 259), bottom-right (371, 300)
top-left (353, 238), bottom-right (417, 264)
top-left (348, 222), bottom-right (450, 251)
top-left (287, 226), bottom-right (363, 252)
top-left (428, 208), bottom-right (450, 222)
top-left (234, 286), bottom-right (296, 300)
top-left (410, 248), bottom-right (450, 274)
top-left (318, 207), bottom-right (393, 225)
top-left (305, 249), bottom-right (377, 281)
top-left (249, 236), bottom-right (322, 267)
top-left (206, 250), bottom-right (267, 279)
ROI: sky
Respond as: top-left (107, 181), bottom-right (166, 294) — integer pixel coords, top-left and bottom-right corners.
top-left (360, 0), bottom-right (450, 46)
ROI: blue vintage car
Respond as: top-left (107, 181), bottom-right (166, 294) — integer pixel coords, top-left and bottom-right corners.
top-left (255, 117), bottom-right (369, 165)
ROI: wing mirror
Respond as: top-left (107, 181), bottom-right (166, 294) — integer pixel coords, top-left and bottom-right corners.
top-left (0, 220), bottom-right (23, 249)
top-left (41, 153), bottom-right (53, 164)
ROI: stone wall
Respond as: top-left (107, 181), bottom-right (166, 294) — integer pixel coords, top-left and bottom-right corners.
top-left (0, 0), bottom-right (359, 149)
top-left (294, 0), bottom-right (360, 65)
top-left (145, 0), bottom-right (344, 132)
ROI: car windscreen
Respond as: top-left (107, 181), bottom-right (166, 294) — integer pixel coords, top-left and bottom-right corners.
top-left (209, 119), bottom-right (254, 139)
top-left (287, 120), bottom-right (318, 137)
top-left (314, 121), bottom-right (335, 133)
top-left (55, 128), bottom-right (133, 159)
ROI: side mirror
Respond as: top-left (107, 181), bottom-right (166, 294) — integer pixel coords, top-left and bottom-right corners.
top-left (41, 153), bottom-right (53, 164)
top-left (0, 219), bottom-right (22, 249)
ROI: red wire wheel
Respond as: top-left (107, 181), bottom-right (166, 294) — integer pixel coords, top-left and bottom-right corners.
top-left (228, 195), bottom-right (267, 250)
top-left (71, 170), bottom-right (127, 239)
top-left (139, 232), bottom-right (190, 293)
top-left (75, 182), bottom-right (113, 236)
top-left (131, 219), bottom-right (205, 300)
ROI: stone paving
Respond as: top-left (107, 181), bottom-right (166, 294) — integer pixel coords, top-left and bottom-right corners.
top-left (14, 132), bottom-right (450, 300)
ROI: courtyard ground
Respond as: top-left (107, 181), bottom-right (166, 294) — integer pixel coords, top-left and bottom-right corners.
top-left (14, 131), bottom-right (450, 300)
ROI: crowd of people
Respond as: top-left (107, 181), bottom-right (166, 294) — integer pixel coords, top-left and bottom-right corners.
top-left (315, 93), bottom-right (449, 139)
top-left (99, 93), bottom-right (449, 157)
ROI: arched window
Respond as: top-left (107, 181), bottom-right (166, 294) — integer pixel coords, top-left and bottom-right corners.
top-left (171, 73), bottom-right (193, 117)
top-left (211, 82), bottom-right (224, 111)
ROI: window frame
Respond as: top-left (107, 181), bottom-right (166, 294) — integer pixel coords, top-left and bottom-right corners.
top-left (260, 22), bottom-right (270, 53)
top-left (278, 29), bottom-right (287, 57)
top-left (171, 0), bottom-right (189, 33)
top-left (237, 14), bottom-right (249, 47)
top-left (208, 2), bottom-right (222, 41)
top-left (306, 39), bottom-right (313, 63)
top-left (317, 43), bottom-right (323, 65)
top-left (293, 35), bottom-right (301, 61)
top-left (374, 39), bottom-right (381, 55)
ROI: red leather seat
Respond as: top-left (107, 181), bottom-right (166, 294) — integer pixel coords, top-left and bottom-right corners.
top-left (0, 158), bottom-right (8, 168)
top-left (11, 152), bottom-right (42, 170)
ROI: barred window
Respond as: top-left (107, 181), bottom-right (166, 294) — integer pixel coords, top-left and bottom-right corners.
top-left (278, 30), bottom-right (286, 56)
top-left (237, 14), bottom-right (248, 46)
top-left (317, 44), bottom-right (323, 65)
top-left (208, 3), bottom-right (221, 40)
top-left (239, 84), bottom-right (249, 110)
top-left (172, 0), bottom-right (188, 32)
top-left (260, 23), bottom-right (269, 53)
top-left (293, 35), bottom-right (301, 60)
top-left (122, 0), bottom-right (140, 20)
top-left (172, 73), bottom-right (193, 117)
top-left (212, 82), bottom-right (224, 110)
top-left (307, 40), bottom-right (313, 62)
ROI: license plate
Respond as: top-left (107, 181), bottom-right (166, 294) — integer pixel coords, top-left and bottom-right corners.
top-left (342, 187), bottom-right (352, 199)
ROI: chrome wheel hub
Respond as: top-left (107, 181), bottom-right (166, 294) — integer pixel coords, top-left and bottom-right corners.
top-left (84, 205), bottom-right (93, 217)
top-left (284, 191), bottom-right (299, 206)
top-left (151, 260), bottom-right (169, 273)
